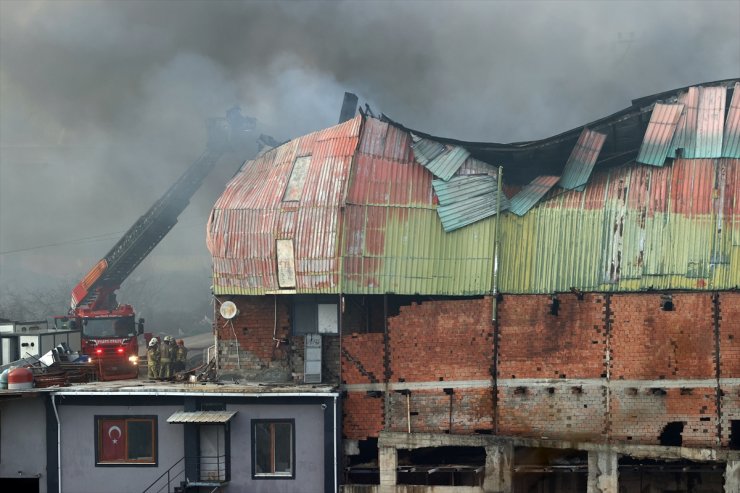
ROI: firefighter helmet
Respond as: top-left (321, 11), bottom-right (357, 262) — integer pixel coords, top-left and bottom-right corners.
top-left (148, 337), bottom-right (158, 347)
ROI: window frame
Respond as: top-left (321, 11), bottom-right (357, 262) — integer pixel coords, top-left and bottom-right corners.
top-left (282, 155), bottom-right (311, 202)
top-left (251, 418), bottom-right (296, 480)
top-left (94, 415), bottom-right (158, 467)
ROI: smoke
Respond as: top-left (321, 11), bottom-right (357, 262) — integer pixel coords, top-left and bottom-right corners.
top-left (0, 0), bottom-right (738, 328)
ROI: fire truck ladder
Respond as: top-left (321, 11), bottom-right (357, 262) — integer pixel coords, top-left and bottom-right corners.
top-left (72, 109), bottom-right (254, 310)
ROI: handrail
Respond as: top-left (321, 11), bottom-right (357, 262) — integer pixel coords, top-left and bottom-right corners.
top-left (142, 454), bottom-right (229, 493)
top-left (142, 457), bottom-right (184, 493)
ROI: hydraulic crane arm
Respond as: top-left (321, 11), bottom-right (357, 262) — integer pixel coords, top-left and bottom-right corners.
top-left (71, 108), bottom-right (255, 311)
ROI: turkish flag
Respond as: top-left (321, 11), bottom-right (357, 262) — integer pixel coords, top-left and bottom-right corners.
top-left (100, 419), bottom-right (126, 462)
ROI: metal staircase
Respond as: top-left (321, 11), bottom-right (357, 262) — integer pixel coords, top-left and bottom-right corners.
top-left (141, 455), bottom-right (229, 493)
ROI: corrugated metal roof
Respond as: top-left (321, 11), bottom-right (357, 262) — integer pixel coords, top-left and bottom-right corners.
top-left (668, 87), bottom-right (698, 158)
top-left (636, 103), bottom-right (684, 166)
top-left (208, 116), bottom-right (362, 295)
top-left (509, 176), bottom-right (560, 216)
top-left (722, 82), bottom-right (740, 158)
top-left (167, 410), bottom-right (238, 424)
top-left (557, 128), bottom-right (607, 191)
top-left (693, 86), bottom-right (726, 158)
top-left (412, 137), bottom-right (470, 181)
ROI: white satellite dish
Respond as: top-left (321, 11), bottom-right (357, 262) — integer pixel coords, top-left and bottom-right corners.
top-left (219, 301), bottom-right (238, 320)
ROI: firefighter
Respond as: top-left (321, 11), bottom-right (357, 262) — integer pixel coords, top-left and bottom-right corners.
top-left (159, 335), bottom-right (173, 379)
top-left (175, 339), bottom-right (188, 372)
top-left (147, 337), bottom-right (160, 379)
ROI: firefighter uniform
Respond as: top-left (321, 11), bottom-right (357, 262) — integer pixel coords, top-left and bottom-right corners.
top-left (159, 336), bottom-right (173, 379)
top-left (175, 339), bottom-right (188, 372)
top-left (147, 339), bottom-right (160, 379)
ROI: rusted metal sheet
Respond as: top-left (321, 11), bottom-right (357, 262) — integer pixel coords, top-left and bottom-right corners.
top-left (509, 175), bottom-right (560, 216)
top-left (207, 116), bottom-right (362, 294)
top-left (557, 128), bottom-right (607, 191)
top-left (636, 103), bottom-right (684, 166)
top-left (723, 82), bottom-right (740, 158)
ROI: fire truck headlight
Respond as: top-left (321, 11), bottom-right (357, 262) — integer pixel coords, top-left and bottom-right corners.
top-left (129, 355), bottom-right (139, 364)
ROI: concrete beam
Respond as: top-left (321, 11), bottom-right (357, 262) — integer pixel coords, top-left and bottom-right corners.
top-left (483, 443), bottom-right (512, 493)
top-left (587, 450), bottom-right (618, 493)
top-left (378, 432), bottom-right (740, 462)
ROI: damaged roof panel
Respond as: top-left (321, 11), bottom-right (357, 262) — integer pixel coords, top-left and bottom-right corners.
top-left (509, 175), bottom-right (560, 216)
top-left (636, 103), bottom-right (684, 166)
top-left (722, 82), bottom-right (740, 158)
top-left (669, 87), bottom-right (699, 158)
top-left (412, 138), bottom-right (471, 181)
top-left (693, 86), bottom-right (726, 158)
top-left (557, 128), bottom-right (607, 191)
top-left (432, 175), bottom-right (497, 206)
top-left (437, 188), bottom-right (510, 232)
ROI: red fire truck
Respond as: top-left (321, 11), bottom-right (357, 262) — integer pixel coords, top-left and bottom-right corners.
top-left (54, 108), bottom-right (255, 380)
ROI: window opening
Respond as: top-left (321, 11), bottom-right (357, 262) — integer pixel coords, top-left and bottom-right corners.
top-left (96, 416), bottom-right (157, 465)
top-left (730, 420), bottom-right (740, 450)
top-left (252, 419), bottom-right (295, 479)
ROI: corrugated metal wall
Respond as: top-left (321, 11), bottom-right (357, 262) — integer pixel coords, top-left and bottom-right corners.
top-left (498, 157), bottom-right (739, 293)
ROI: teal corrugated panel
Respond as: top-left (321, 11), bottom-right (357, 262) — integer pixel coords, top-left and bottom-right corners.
top-left (722, 83), bottom-right (740, 158)
top-left (558, 128), bottom-right (607, 190)
top-left (509, 175), bottom-right (560, 216)
top-left (637, 103), bottom-right (683, 166)
top-left (693, 86), bottom-right (726, 158)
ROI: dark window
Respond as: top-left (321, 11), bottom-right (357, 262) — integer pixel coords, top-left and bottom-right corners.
top-left (95, 416), bottom-right (157, 466)
top-left (252, 419), bottom-right (295, 479)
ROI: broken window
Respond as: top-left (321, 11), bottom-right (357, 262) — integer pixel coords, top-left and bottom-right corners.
top-left (283, 156), bottom-right (311, 202)
top-left (252, 419), bottom-right (294, 478)
top-left (396, 446), bottom-right (485, 486)
top-left (659, 421), bottom-right (684, 446)
top-left (95, 416), bottom-right (157, 465)
top-left (276, 239), bottom-right (296, 288)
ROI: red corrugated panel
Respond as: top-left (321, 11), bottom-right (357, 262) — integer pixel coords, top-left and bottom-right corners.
top-left (207, 115), bottom-right (362, 293)
top-left (670, 159), bottom-right (715, 216)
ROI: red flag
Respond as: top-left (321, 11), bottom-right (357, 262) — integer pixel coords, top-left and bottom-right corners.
top-left (99, 419), bottom-right (126, 462)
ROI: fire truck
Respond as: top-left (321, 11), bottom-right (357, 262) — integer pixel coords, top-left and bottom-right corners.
top-left (54, 108), bottom-right (255, 380)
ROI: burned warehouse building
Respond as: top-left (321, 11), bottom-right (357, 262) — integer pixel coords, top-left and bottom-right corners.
top-left (205, 79), bottom-right (740, 492)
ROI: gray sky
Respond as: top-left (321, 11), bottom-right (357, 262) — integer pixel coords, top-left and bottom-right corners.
top-left (1, 0), bottom-right (738, 325)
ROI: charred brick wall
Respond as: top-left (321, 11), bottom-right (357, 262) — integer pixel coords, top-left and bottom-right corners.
top-left (342, 333), bottom-right (385, 439)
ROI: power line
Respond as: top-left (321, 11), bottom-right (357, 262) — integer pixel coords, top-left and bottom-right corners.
top-left (0, 221), bottom-right (208, 256)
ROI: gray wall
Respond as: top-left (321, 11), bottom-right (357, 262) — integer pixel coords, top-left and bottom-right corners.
top-left (0, 396), bottom-right (47, 493)
top-left (59, 404), bottom-right (183, 493)
top-left (226, 402), bottom-right (326, 493)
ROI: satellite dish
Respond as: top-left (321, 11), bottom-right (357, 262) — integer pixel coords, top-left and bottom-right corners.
top-left (220, 301), bottom-right (238, 320)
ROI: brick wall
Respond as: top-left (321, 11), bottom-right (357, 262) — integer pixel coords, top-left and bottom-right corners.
top-left (720, 292), bottom-right (740, 447)
top-left (223, 292), bottom-right (740, 449)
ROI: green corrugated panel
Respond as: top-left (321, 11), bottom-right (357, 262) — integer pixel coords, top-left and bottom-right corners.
top-left (342, 206), bottom-right (495, 295)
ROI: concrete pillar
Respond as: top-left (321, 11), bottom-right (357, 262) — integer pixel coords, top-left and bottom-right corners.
top-left (726, 460), bottom-right (740, 493)
top-left (483, 443), bottom-right (513, 493)
top-left (587, 450), bottom-right (618, 493)
top-left (379, 446), bottom-right (398, 493)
